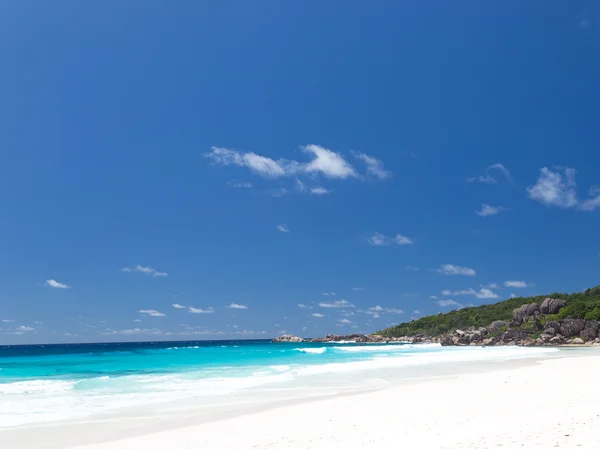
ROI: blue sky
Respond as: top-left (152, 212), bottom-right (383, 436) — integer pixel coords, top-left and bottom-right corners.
top-left (1, 2), bottom-right (599, 344)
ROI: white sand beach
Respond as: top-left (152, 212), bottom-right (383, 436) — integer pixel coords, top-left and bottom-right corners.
top-left (52, 353), bottom-right (599, 449)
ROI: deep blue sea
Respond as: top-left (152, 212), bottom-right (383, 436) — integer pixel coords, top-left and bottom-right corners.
top-left (0, 339), bottom-right (558, 428)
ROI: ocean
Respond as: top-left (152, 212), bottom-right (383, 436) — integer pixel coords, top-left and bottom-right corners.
top-left (0, 339), bottom-right (559, 428)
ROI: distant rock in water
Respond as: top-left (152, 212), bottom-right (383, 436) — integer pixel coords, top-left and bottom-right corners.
top-left (272, 334), bottom-right (305, 343)
top-left (540, 298), bottom-right (567, 315)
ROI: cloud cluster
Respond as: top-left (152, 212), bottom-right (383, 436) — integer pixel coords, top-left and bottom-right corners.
top-left (504, 280), bottom-right (528, 288)
top-left (205, 145), bottom-right (390, 197)
top-left (441, 288), bottom-right (498, 299)
top-left (436, 264), bottom-right (476, 276)
top-left (318, 299), bottom-right (355, 308)
top-left (527, 167), bottom-right (600, 211)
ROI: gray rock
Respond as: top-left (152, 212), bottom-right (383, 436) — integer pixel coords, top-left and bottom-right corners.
top-left (580, 327), bottom-right (598, 341)
top-left (521, 338), bottom-right (536, 347)
top-left (585, 320), bottom-right (600, 331)
top-left (512, 303), bottom-right (540, 323)
top-left (540, 333), bottom-right (553, 342)
top-left (570, 337), bottom-right (585, 345)
top-left (540, 298), bottom-right (567, 315)
top-left (544, 321), bottom-right (560, 333)
top-left (559, 319), bottom-right (586, 338)
top-left (488, 321), bottom-right (509, 332)
top-left (273, 334), bottom-right (305, 343)
top-left (549, 335), bottom-right (566, 344)
top-left (502, 329), bottom-right (528, 342)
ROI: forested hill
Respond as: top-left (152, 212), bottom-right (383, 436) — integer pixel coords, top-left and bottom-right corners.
top-left (378, 285), bottom-right (600, 338)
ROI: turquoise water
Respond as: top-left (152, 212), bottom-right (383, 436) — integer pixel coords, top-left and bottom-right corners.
top-left (0, 340), bottom-right (558, 428)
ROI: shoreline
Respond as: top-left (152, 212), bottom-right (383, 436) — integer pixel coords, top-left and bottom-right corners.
top-left (2, 347), bottom-right (596, 449)
top-left (78, 352), bottom-right (600, 449)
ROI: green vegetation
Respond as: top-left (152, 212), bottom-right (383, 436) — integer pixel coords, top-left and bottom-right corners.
top-left (377, 286), bottom-right (600, 338)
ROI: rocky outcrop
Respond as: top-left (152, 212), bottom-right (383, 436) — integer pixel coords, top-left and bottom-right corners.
top-left (512, 303), bottom-right (540, 323)
top-left (439, 316), bottom-right (600, 347)
top-left (559, 319), bottom-right (586, 338)
top-left (540, 298), bottom-right (567, 315)
top-left (272, 334), bottom-right (305, 343)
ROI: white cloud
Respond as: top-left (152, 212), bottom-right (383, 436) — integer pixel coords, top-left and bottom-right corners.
top-left (102, 328), bottom-right (167, 336)
top-left (204, 147), bottom-right (287, 178)
top-left (338, 318), bottom-right (352, 324)
top-left (429, 296), bottom-right (437, 300)
top-left (579, 19), bottom-right (591, 28)
top-left (527, 167), bottom-right (578, 208)
top-left (354, 153), bottom-right (391, 180)
top-left (312, 313), bottom-right (325, 318)
top-left (436, 264), bottom-right (476, 276)
top-left (301, 144), bottom-right (357, 179)
top-left (352, 287), bottom-right (363, 291)
top-left (311, 186), bottom-right (332, 195)
top-left (133, 319), bottom-right (141, 322)
top-left (172, 304), bottom-right (186, 309)
top-left (413, 310), bottom-right (422, 314)
top-left (227, 181), bottom-right (253, 189)
top-left (298, 304), bottom-right (313, 309)
top-left (405, 265), bottom-right (420, 271)
top-left (139, 309), bottom-right (166, 317)
top-left (318, 299), bottom-right (355, 308)
top-left (385, 308), bottom-right (404, 314)
top-left (228, 303), bottom-right (248, 309)
top-left (2, 320), bottom-right (15, 323)
top-left (322, 292), bottom-right (336, 296)
top-left (476, 288), bottom-right (498, 299)
top-left (580, 187), bottom-right (600, 211)
top-left (205, 144), bottom-right (358, 180)
top-left (441, 288), bottom-right (497, 299)
top-left (509, 293), bottom-right (517, 298)
top-left (436, 299), bottom-right (463, 308)
top-left (363, 305), bottom-right (403, 315)
top-left (368, 232), bottom-right (414, 246)
top-left (504, 280), bottom-right (528, 288)
top-left (526, 168), bottom-right (600, 211)
top-left (475, 204), bottom-right (506, 217)
top-left (17, 325), bottom-right (34, 331)
top-left (467, 163), bottom-right (512, 184)
top-left (485, 283), bottom-right (499, 289)
top-left (45, 279), bottom-right (70, 289)
top-left (276, 224), bottom-right (289, 233)
top-left (121, 265), bottom-right (168, 277)
top-left (189, 307), bottom-right (215, 314)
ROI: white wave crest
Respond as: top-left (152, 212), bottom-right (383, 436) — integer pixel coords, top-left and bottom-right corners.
top-left (0, 379), bottom-right (77, 395)
top-left (294, 347), bottom-right (327, 354)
